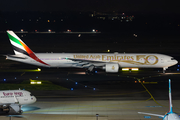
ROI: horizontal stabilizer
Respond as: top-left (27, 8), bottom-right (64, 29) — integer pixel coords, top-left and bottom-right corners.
top-left (6, 55), bottom-right (27, 59)
top-left (138, 112), bottom-right (164, 117)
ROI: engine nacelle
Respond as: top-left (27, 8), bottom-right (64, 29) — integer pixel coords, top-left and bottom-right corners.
top-left (2, 104), bottom-right (23, 115)
top-left (105, 63), bottom-right (119, 73)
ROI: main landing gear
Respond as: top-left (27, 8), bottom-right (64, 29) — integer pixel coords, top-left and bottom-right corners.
top-left (86, 66), bottom-right (95, 75)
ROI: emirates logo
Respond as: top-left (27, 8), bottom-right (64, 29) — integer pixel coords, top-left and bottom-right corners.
top-left (112, 66), bottom-right (115, 70)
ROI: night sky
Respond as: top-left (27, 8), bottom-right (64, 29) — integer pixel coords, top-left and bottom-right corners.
top-left (0, 0), bottom-right (180, 13)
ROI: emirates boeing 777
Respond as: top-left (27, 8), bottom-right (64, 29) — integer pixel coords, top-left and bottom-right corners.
top-left (6, 31), bottom-right (178, 73)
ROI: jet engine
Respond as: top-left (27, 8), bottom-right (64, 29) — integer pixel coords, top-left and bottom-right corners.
top-left (2, 104), bottom-right (23, 115)
top-left (104, 63), bottom-right (119, 73)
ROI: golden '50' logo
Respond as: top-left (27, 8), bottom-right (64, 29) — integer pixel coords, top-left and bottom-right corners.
top-left (136, 55), bottom-right (158, 65)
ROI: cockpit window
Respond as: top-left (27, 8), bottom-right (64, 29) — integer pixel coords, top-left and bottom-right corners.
top-left (171, 58), bottom-right (175, 60)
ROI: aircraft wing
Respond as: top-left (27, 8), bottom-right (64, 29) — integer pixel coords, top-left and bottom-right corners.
top-left (66, 58), bottom-right (109, 68)
top-left (66, 58), bottom-right (107, 63)
top-left (138, 112), bottom-right (164, 117)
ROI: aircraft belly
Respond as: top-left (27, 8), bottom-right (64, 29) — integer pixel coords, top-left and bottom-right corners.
top-left (120, 63), bottom-right (163, 68)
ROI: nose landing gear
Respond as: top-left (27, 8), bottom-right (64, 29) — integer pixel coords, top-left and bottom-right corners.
top-left (163, 67), bottom-right (168, 73)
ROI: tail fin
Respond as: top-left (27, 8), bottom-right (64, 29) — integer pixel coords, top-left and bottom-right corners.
top-left (7, 31), bottom-right (34, 56)
top-left (169, 79), bottom-right (173, 113)
top-left (7, 31), bottom-right (49, 66)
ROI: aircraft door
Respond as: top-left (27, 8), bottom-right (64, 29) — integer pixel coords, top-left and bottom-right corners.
top-left (161, 57), bottom-right (164, 63)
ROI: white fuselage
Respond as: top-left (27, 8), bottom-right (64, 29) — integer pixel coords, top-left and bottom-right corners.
top-left (0, 90), bottom-right (36, 105)
top-left (7, 53), bottom-right (178, 69)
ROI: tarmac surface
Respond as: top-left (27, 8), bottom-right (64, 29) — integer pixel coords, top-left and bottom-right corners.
top-left (1, 59), bottom-right (180, 120)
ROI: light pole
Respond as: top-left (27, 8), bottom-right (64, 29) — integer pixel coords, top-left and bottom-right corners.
top-left (96, 114), bottom-right (99, 120)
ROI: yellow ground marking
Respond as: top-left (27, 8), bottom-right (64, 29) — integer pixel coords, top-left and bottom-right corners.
top-left (21, 72), bottom-right (25, 76)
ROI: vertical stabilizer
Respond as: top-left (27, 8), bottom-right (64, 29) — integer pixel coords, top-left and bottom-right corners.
top-left (7, 31), bottom-right (33, 56)
top-left (169, 79), bottom-right (173, 113)
top-left (7, 31), bottom-right (49, 66)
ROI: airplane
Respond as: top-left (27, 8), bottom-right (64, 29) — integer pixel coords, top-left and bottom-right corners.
top-left (0, 89), bottom-right (36, 115)
top-left (5, 31), bottom-right (178, 73)
top-left (138, 79), bottom-right (180, 120)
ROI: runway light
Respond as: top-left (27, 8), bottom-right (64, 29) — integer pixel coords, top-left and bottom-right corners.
top-left (177, 69), bottom-right (179, 71)
top-left (93, 88), bottom-right (96, 90)
top-left (36, 77), bottom-right (38, 78)
top-left (78, 34), bottom-right (81, 37)
top-left (71, 88), bottom-right (73, 91)
top-left (122, 68), bottom-right (129, 71)
top-left (37, 68), bottom-right (41, 71)
top-left (15, 77), bottom-right (16, 79)
top-left (85, 86), bottom-right (87, 87)
top-left (131, 68), bottom-right (139, 71)
top-left (30, 82), bottom-right (35, 84)
top-left (37, 82), bottom-right (42, 84)
top-left (75, 82), bottom-right (78, 85)
top-left (95, 71), bottom-right (97, 73)
top-left (135, 81), bottom-right (137, 83)
top-left (108, 50), bottom-right (110, 52)
top-left (4, 79), bottom-right (6, 82)
top-left (30, 79), bottom-right (42, 85)
top-left (66, 79), bottom-right (68, 80)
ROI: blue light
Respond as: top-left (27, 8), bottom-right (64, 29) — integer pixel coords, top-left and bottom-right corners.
top-left (95, 71), bottom-right (97, 73)
top-left (66, 79), bottom-right (68, 80)
top-left (71, 88), bottom-right (73, 90)
top-left (85, 86), bottom-right (87, 87)
top-left (178, 65), bottom-right (180, 67)
top-left (75, 82), bottom-right (77, 85)
top-left (15, 77), bottom-right (16, 79)
top-left (93, 88), bottom-right (96, 90)
top-left (36, 77), bottom-right (38, 78)
top-left (4, 79), bottom-right (6, 81)
top-left (177, 69), bottom-right (179, 71)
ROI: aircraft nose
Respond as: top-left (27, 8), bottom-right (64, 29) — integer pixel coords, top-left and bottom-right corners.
top-left (175, 59), bottom-right (178, 65)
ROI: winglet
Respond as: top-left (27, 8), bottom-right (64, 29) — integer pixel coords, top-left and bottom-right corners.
top-left (169, 79), bottom-right (173, 113)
